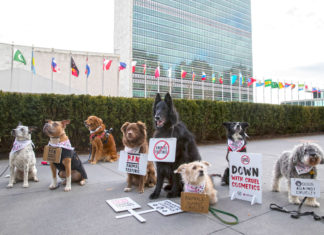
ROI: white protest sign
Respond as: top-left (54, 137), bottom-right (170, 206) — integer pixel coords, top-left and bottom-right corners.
top-left (148, 138), bottom-right (177, 162)
top-left (291, 178), bottom-right (320, 198)
top-left (118, 151), bottom-right (148, 176)
top-left (148, 200), bottom-right (183, 216)
top-left (106, 197), bottom-right (141, 212)
top-left (229, 152), bottom-right (262, 205)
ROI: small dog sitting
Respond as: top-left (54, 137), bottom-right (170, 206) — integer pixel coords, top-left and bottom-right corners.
top-left (84, 115), bottom-right (118, 164)
top-left (43, 120), bottom-right (87, 192)
top-left (121, 121), bottom-right (156, 193)
top-left (221, 122), bottom-right (249, 186)
top-left (175, 161), bottom-right (217, 205)
top-left (7, 123), bottom-right (38, 188)
top-left (272, 143), bottom-right (324, 207)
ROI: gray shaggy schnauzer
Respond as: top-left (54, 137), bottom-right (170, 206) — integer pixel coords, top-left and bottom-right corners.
top-left (272, 143), bottom-right (324, 207)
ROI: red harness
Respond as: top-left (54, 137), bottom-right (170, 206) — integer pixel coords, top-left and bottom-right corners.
top-left (90, 131), bottom-right (106, 141)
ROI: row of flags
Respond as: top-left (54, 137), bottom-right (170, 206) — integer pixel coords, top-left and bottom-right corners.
top-left (254, 79), bottom-right (319, 93)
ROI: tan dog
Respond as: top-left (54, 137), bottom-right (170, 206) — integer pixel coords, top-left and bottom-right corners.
top-left (121, 121), bottom-right (156, 193)
top-left (175, 161), bottom-right (218, 204)
top-left (43, 120), bottom-right (87, 192)
top-left (84, 116), bottom-right (118, 164)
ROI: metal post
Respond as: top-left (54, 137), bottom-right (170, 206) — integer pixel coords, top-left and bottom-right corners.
top-left (230, 72), bottom-right (233, 101)
top-left (86, 53), bottom-right (88, 95)
top-left (221, 73), bottom-right (224, 101)
top-left (239, 71), bottom-right (241, 102)
top-left (69, 51), bottom-right (72, 93)
top-left (181, 66), bottom-right (183, 99)
top-left (10, 42), bottom-right (14, 91)
top-left (51, 48), bottom-right (54, 93)
top-left (102, 55), bottom-right (104, 95)
top-left (144, 61), bottom-right (147, 98)
top-left (30, 45), bottom-right (34, 93)
top-left (157, 62), bottom-right (160, 93)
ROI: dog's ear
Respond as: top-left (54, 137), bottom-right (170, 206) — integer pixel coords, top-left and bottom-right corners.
top-left (18, 121), bottom-right (23, 126)
top-left (241, 122), bottom-right (249, 129)
top-left (164, 92), bottom-right (173, 108)
top-left (28, 126), bottom-right (37, 133)
top-left (292, 144), bottom-right (304, 164)
top-left (223, 122), bottom-right (231, 129)
top-left (174, 164), bottom-right (187, 174)
top-left (97, 118), bottom-right (103, 125)
top-left (61, 120), bottom-right (70, 128)
top-left (45, 119), bottom-right (52, 123)
top-left (137, 121), bottom-right (147, 138)
top-left (121, 122), bottom-right (130, 135)
top-left (201, 161), bottom-right (211, 167)
top-left (153, 93), bottom-right (162, 113)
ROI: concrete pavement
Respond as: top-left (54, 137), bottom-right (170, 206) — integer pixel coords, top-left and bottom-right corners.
top-left (1, 135), bottom-right (324, 235)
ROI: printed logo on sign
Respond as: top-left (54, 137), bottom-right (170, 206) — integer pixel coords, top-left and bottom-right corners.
top-left (241, 155), bottom-right (250, 165)
top-left (154, 140), bottom-right (170, 160)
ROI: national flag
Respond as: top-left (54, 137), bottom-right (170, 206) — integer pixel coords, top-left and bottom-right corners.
top-left (239, 73), bottom-right (244, 85)
top-left (71, 57), bottom-right (79, 77)
top-left (103, 59), bottom-right (112, 71)
top-left (31, 51), bottom-right (36, 74)
top-left (219, 75), bottom-right (223, 84)
top-left (247, 77), bottom-right (256, 86)
top-left (132, 61), bottom-right (137, 73)
top-left (278, 82), bottom-right (284, 89)
top-left (85, 58), bottom-right (90, 78)
top-left (13, 49), bottom-right (26, 65)
top-left (284, 83), bottom-right (291, 88)
top-left (51, 58), bottom-right (60, 72)
top-left (231, 74), bottom-right (237, 84)
top-left (312, 88), bottom-right (318, 93)
top-left (305, 85), bottom-right (309, 90)
top-left (181, 69), bottom-right (187, 79)
top-left (265, 79), bottom-right (272, 87)
top-left (271, 82), bottom-right (279, 88)
top-left (256, 81), bottom-right (264, 87)
top-left (298, 84), bottom-right (304, 91)
top-left (201, 72), bottom-right (206, 81)
top-left (212, 73), bottom-right (216, 83)
top-left (192, 72), bottom-right (195, 81)
top-left (154, 66), bottom-right (160, 78)
top-left (168, 67), bottom-right (172, 78)
top-left (119, 62), bottom-right (127, 71)
top-left (291, 84), bottom-right (296, 89)
top-left (142, 64), bottom-right (146, 75)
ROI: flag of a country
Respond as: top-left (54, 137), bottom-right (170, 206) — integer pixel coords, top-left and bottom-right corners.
top-left (71, 57), bottom-right (79, 77)
top-left (13, 49), bottom-right (26, 65)
top-left (103, 59), bottom-right (112, 71)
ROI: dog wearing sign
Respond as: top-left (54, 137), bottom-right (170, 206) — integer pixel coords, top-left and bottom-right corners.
top-left (175, 161), bottom-right (218, 204)
top-left (272, 143), bottom-right (324, 207)
top-left (121, 121), bottom-right (156, 193)
top-left (7, 123), bottom-right (38, 188)
top-left (149, 93), bottom-right (201, 199)
top-left (43, 120), bottom-right (87, 191)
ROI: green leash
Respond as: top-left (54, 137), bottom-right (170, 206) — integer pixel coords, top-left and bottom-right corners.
top-left (209, 207), bottom-right (239, 225)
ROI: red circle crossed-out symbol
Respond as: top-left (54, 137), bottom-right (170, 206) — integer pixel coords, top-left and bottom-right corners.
top-left (241, 155), bottom-right (250, 165)
top-left (153, 140), bottom-right (170, 160)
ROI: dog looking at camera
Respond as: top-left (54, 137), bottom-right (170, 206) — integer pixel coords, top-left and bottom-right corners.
top-left (272, 143), bottom-right (324, 207)
top-left (121, 121), bottom-right (156, 193)
top-left (84, 115), bottom-right (118, 164)
top-left (43, 120), bottom-right (87, 192)
top-left (175, 161), bottom-right (218, 204)
top-left (221, 122), bottom-right (249, 186)
top-left (149, 93), bottom-right (201, 199)
top-left (7, 123), bottom-right (38, 188)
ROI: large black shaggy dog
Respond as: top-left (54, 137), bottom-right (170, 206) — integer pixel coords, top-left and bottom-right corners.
top-left (149, 93), bottom-right (201, 199)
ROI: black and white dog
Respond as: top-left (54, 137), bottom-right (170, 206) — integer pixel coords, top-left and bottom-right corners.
top-left (149, 93), bottom-right (201, 199)
top-left (221, 122), bottom-right (249, 186)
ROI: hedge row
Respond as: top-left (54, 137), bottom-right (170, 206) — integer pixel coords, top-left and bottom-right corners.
top-left (1, 91), bottom-right (324, 154)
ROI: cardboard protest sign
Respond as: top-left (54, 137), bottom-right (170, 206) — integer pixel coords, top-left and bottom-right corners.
top-left (180, 192), bottom-right (209, 213)
top-left (106, 197), bottom-right (141, 212)
top-left (229, 152), bottom-right (262, 205)
top-left (43, 145), bottom-right (62, 163)
top-left (148, 138), bottom-right (177, 162)
top-left (291, 178), bottom-right (320, 198)
top-left (147, 200), bottom-right (183, 216)
top-left (118, 151), bottom-right (148, 176)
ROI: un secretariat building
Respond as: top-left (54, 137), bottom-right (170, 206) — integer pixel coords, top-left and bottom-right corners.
top-left (115, 0), bottom-right (252, 101)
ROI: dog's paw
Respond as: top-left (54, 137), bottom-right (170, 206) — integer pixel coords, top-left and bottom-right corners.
top-left (305, 198), bottom-right (320, 207)
top-left (49, 183), bottom-right (58, 190)
top-left (7, 183), bottom-right (13, 188)
top-left (166, 191), bottom-right (179, 198)
top-left (90, 161), bottom-right (97, 165)
top-left (64, 186), bottom-right (71, 192)
top-left (271, 187), bottom-right (279, 192)
top-left (138, 188), bottom-right (144, 194)
top-left (34, 177), bottom-right (39, 182)
top-left (79, 180), bottom-right (86, 186)
top-left (23, 183), bottom-right (29, 188)
top-left (149, 192), bottom-right (159, 199)
top-left (163, 184), bottom-right (172, 191)
top-left (289, 196), bottom-right (301, 205)
top-left (124, 187), bottom-right (132, 192)
top-left (147, 183), bottom-right (155, 188)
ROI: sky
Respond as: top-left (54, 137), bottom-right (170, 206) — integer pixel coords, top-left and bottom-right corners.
top-left (1, 0), bottom-right (323, 89)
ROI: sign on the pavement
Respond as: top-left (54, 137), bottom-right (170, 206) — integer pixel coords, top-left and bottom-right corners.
top-left (147, 200), bottom-right (183, 215)
top-left (229, 152), bottom-right (262, 205)
top-left (148, 138), bottom-right (177, 162)
top-left (291, 178), bottom-right (320, 198)
top-left (106, 197), bottom-right (141, 212)
top-left (118, 151), bottom-right (148, 176)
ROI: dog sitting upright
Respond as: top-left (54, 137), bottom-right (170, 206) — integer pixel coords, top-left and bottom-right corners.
top-left (43, 120), bottom-right (87, 192)
top-left (84, 115), bottom-right (118, 164)
top-left (221, 122), bottom-right (249, 186)
top-left (7, 123), bottom-right (38, 188)
top-left (149, 93), bottom-right (201, 199)
top-left (121, 121), bottom-right (156, 193)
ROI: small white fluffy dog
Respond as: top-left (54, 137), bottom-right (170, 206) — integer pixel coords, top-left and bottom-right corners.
top-left (175, 161), bottom-right (218, 204)
top-left (7, 123), bottom-right (38, 188)
top-left (272, 143), bottom-right (324, 207)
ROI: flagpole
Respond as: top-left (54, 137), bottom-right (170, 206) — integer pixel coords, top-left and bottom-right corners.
top-left (202, 78), bottom-right (204, 100)
top-left (239, 71), bottom-right (241, 102)
top-left (221, 73), bottom-right (224, 101)
top-left (157, 62), bottom-right (160, 93)
top-left (191, 67), bottom-right (193, 99)
top-left (297, 81), bottom-right (300, 105)
top-left (69, 51), bottom-right (72, 93)
top-left (86, 53), bottom-right (88, 95)
top-left (102, 55), bottom-right (104, 95)
top-left (144, 61), bottom-right (147, 98)
top-left (262, 78), bottom-right (265, 103)
top-left (284, 80), bottom-right (286, 102)
top-left (230, 72), bottom-right (232, 101)
top-left (169, 64), bottom-right (172, 94)
top-left (51, 48), bottom-right (54, 92)
top-left (277, 80), bottom-right (280, 105)
top-left (10, 42), bottom-right (14, 91)
top-left (181, 66), bottom-right (183, 99)
top-left (212, 71), bottom-right (215, 101)
top-left (247, 81), bottom-right (249, 102)
top-left (30, 45), bottom-right (34, 93)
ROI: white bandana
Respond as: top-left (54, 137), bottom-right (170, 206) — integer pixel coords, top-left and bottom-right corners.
top-left (295, 163), bottom-right (313, 175)
top-left (228, 139), bottom-right (245, 152)
top-left (184, 183), bottom-right (205, 193)
top-left (48, 139), bottom-right (74, 150)
top-left (10, 139), bottom-right (34, 153)
top-left (124, 146), bottom-right (141, 154)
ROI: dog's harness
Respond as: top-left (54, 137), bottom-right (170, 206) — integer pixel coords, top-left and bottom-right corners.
top-left (10, 139), bottom-right (34, 153)
top-left (89, 128), bottom-right (112, 145)
top-left (270, 170), bottom-right (324, 221)
top-left (227, 139), bottom-right (246, 152)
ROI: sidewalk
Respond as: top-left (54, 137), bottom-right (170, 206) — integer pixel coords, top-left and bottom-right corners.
top-left (0, 135), bottom-right (324, 235)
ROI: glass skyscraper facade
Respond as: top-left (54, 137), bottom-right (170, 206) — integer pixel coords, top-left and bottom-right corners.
top-left (131, 0), bottom-right (252, 101)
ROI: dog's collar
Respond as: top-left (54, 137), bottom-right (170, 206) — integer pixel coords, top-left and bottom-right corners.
top-left (48, 139), bottom-right (74, 150)
top-left (124, 146), bottom-right (141, 154)
top-left (10, 139), bottom-right (34, 153)
top-left (295, 163), bottom-right (313, 175)
top-left (184, 183), bottom-right (205, 193)
top-left (90, 126), bottom-right (102, 134)
top-left (228, 139), bottom-right (246, 152)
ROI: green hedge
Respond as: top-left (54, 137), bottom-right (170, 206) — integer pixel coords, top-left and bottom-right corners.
top-left (1, 91), bottom-right (324, 154)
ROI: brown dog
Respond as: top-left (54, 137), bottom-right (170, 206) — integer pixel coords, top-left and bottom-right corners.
top-left (43, 120), bottom-right (87, 192)
top-left (121, 121), bottom-right (156, 193)
top-left (84, 116), bottom-right (118, 164)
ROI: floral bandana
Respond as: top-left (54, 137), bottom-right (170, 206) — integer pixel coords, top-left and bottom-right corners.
top-left (295, 163), bottom-right (313, 175)
top-left (11, 139), bottom-right (34, 153)
top-left (48, 139), bottom-right (74, 150)
top-left (228, 139), bottom-right (245, 152)
top-left (184, 183), bottom-right (205, 193)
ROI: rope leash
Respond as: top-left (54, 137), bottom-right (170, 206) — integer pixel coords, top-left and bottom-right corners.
top-left (209, 207), bottom-right (239, 225)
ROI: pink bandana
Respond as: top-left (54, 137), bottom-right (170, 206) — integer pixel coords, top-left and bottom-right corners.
top-left (295, 163), bottom-right (313, 175)
top-left (184, 183), bottom-right (205, 193)
top-left (228, 139), bottom-right (245, 152)
top-left (48, 139), bottom-right (74, 150)
top-left (10, 139), bottom-right (34, 153)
